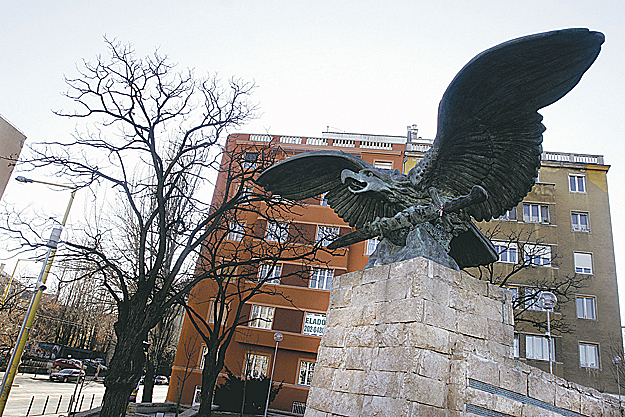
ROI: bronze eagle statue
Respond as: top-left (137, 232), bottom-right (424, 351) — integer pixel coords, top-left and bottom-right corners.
top-left (257, 28), bottom-right (604, 270)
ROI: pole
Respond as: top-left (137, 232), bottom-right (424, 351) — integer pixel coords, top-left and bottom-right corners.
top-left (264, 332), bottom-right (282, 417)
top-left (547, 309), bottom-right (553, 374)
top-left (0, 188), bottom-right (76, 416)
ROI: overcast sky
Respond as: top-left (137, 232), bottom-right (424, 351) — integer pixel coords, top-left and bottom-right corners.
top-left (1, 1), bottom-right (624, 317)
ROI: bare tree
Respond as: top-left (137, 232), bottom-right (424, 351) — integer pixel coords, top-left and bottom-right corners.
top-left (4, 38), bottom-right (260, 417)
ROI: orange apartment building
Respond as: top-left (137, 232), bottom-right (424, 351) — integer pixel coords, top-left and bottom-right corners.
top-left (167, 126), bottom-right (622, 412)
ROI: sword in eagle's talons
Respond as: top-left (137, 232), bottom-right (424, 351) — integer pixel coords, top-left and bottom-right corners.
top-left (326, 185), bottom-right (488, 250)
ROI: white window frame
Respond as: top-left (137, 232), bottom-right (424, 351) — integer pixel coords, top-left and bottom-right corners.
top-left (526, 335), bottom-right (553, 361)
top-left (258, 263), bottom-right (282, 284)
top-left (199, 346), bottom-right (208, 370)
top-left (303, 312), bottom-right (326, 336)
top-left (574, 252), bottom-right (593, 274)
top-left (249, 305), bottom-right (275, 329)
top-left (374, 161), bottom-right (393, 170)
top-left (579, 343), bottom-right (599, 369)
top-left (192, 385), bottom-right (202, 406)
top-left (522, 203), bottom-right (549, 223)
top-left (228, 222), bottom-right (245, 241)
top-left (208, 299), bottom-right (228, 325)
top-left (576, 296), bottom-right (597, 320)
top-left (316, 226), bottom-right (339, 247)
top-left (498, 207), bottom-right (517, 221)
top-left (292, 402), bottom-right (307, 415)
top-left (494, 242), bottom-right (518, 264)
top-left (266, 221), bottom-right (289, 242)
top-left (245, 353), bottom-right (269, 378)
top-left (309, 268), bottom-right (333, 290)
top-left (364, 238), bottom-right (379, 256)
top-left (513, 334), bottom-right (520, 358)
top-left (569, 174), bottom-right (586, 193)
top-left (524, 244), bottom-right (552, 267)
top-left (298, 360), bottom-right (315, 386)
top-left (571, 212), bottom-right (590, 232)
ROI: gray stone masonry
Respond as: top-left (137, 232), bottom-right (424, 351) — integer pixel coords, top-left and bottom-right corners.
top-left (304, 257), bottom-right (622, 417)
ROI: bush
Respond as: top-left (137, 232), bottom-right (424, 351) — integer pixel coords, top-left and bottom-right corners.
top-left (213, 369), bottom-right (283, 414)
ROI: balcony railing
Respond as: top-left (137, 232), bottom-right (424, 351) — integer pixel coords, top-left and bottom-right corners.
top-left (542, 151), bottom-right (604, 165)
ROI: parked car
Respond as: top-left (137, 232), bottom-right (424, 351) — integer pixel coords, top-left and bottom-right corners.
top-left (154, 375), bottom-right (169, 385)
top-left (53, 358), bottom-right (83, 370)
top-left (50, 368), bottom-right (85, 383)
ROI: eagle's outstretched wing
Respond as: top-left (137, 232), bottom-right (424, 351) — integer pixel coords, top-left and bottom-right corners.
top-left (256, 150), bottom-right (402, 227)
top-left (410, 28), bottom-right (604, 221)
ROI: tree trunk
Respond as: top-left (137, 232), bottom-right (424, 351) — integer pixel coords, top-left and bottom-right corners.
top-left (197, 367), bottom-right (219, 417)
top-left (99, 319), bottom-right (148, 417)
top-left (142, 353), bottom-right (155, 403)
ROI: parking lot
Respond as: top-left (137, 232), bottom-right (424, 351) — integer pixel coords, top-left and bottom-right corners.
top-left (0, 373), bottom-right (169, 417)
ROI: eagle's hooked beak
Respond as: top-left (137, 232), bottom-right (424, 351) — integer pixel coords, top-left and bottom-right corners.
top-left (341, 169), bottom-right (376, 194)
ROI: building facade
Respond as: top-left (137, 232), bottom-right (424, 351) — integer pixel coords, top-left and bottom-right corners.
top-left (0, 114), bottom-right (26, 199)
top-left (168, 127), bottom-right (621, 412)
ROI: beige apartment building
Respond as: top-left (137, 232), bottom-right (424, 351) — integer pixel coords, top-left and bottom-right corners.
top-left (0, 114), bottom-right (26, 199)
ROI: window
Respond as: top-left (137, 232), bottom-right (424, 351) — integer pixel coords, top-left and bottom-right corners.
top-left (576, 296), bottom-right (596, 320)
top-left (579, 343), bottom-right (599, 368)
top-left (365, 238), bottom-right (379, 255)
top-left (292, 402), bottom-right (307, 414)
top-left (245, 353), bottom-right (269, 378)
top-left (374, 161), bottom-right (393, 170)
top-left (266, 222), bottom-right (289, 242)
top-left (309, 268), bottom-right (333, 290)
top-left (571, 212), bottom-right (589, 232)
top-left (498, 207), bottom-right (517, 221)
top-left (525, 288), bottom-right (545, 311)
top-left (524, 244), bottom-right (552, 267)
top-left (298, 360), bottom-right (315, 386)
top-left (208, 299), bottom-right (228, 324)
top-left (526, 335), bottom-right (553, 361)
top-left (249, 305), bottom-right (275, 329)
top-left (242, 152), bottom-right (258, 169)
top-left (316, 226), bottom-right (339, 247)
top-left (239, 186), bottom-right (252, 203)
top-left (513, 334), bottom-right (519, 358)
top-left (569, 174), bottom-right (586, 193)
top-left (228, 222), bottom-right (245, 241)
top-left (523, 204), bottom-right (549, 223)
top-left (258, 264), bottom-right (282, 284)
top-left (192, 386), bottom-right (202, 406)
top-left (574, 253), bottom-right (593, 274)
top-left (494, 242), bottom-right (518, 264)
top-left (303, 312), bottom-right (326, 336)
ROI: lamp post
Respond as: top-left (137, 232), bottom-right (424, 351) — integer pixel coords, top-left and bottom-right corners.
top-left (0, 177), bottom-right (77, 416)
top-left (614, 356), bottom-right (622, 403)
top-left (264, 332), bottom-right (283, 417)
top-left (0, 258), bottom-right (38, 307)
top-left (538, 291), bottom-right (557, 374)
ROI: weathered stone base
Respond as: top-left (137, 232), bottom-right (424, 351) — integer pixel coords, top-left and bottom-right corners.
top-left (304, 257), bottom-right (622, 417)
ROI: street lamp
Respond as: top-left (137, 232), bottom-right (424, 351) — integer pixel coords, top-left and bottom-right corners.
top-left (614, 356), bottom-right (622, 402)
top-left (0, 177), bottom-right (77, 416)
top-left (264, 332), bottom-right (283, 417)
top-left (538, 291), bottom-right (557, 374)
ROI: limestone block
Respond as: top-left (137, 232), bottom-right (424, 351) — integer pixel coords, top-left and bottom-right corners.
top-left (378, 298), bottom-right (424, 324)
top-left (361, 264), bottom-right (390, 284)
top-left (457, 272), bottom-right (488, 297)
top-left (337, 269), bottom-right (362, 289)
top-left (330, 391), bottom-right (364, 417)
top-left (494, 395), bottom-right (524, 416)
top-left (486, 319), bottom-right (514, 347)
top-left (325, 306), bottom-right (354, 328)
top-left (332, 369), bottom-right (365, 394)
top-left (487, 283), bottom-right (510, 302)
top-left (317, 346), bottom-right (346, 369)
top-left (375, 323), bottom-right (408, 347)
top-left (311, 366), bottom-right (336, 389)
top-left (499, 365), bottom-right (528, 395)
top-left (344, 325), bottom-right (377, 347)
top-left (467, 355), bottom-right (500, 386)
top-left (448, 286), bottom-right (477, 314)
top-left (448, 359), bottom-right (467, 386)
top-left (519, 403), bottom-right (558, 417)
top-left (415, 349), bottom-right (450, 381)
top-left (409, 402), bottom-right (450, 417)
top-left (406, 321), bottom-right (452, 354)
top-left (303, 408), bottom-right (329, 417)
top-left (423, 299), bottom-right (456, 332)
top-left (527, 373), bottom-right (556, 405)
top-left (457, 310), bottom-right (488, 339)
top-left (361, 395), bottom-right (410, 416)
top-left (445, 383), bottom-right (466, 411)
top-left (328, 287), bottom-right (353, 308)
top-left (411, 274), bottom-right (451, 306)
top-left (389, 256), bottom-right (428, 280)
top-left (373, 346), bottom-right (415, 372)
top-left (555, 384), bottom-right (581, 412)
top-left (350, 304), bottom-right (378, 327)
top-left (360, 370), bottom-right (404, 397)
top-left (306, 387), bottom-right (333, 413)
top-left (352, 281), bottom-right (376, 304)
top-left (477, 297), bottom-right (504, 322)
top-left (404, 373), bottom-right (447, 407)
top-left (580, 394), bottom-right (604, 417)
top-left (466, 386), bottom-right (496, 410)
top-left (374, 277), bottom-right (411, 302)
top-left (344, 347), bottom-right (376, 371)
top-left (322, 327), bottom-right (346, 348)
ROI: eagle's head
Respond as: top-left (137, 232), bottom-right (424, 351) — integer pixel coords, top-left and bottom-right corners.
top-left (341, 167), bottom-right (417, 204)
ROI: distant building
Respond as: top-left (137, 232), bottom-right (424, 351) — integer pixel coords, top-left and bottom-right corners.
top-left (168, 127), bottom-right (621, 412)
top-left (0, 114), bottom-right (26, 199)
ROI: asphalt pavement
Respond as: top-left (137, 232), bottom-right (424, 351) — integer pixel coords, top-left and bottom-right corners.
top-left (0, 373), bottom-right (169, 417)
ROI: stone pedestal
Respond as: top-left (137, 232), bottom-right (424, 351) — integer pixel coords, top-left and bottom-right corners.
top-left (304, 257), bottom-right (621, 417)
